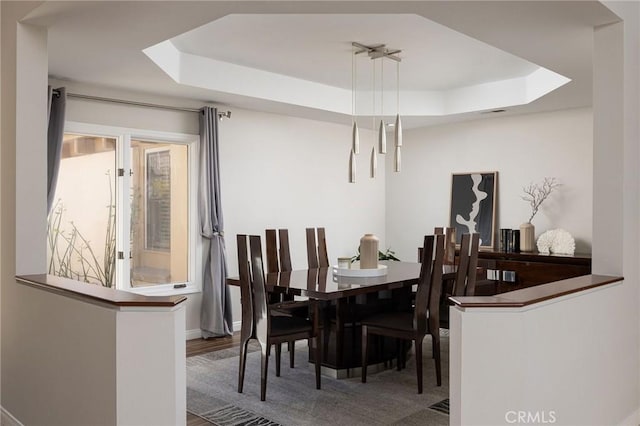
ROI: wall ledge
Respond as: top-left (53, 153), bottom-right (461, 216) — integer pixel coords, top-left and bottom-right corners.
top-left (449, 274), bottom-right (623, 308)
top-left (16, 274), bottom-right (187, 308)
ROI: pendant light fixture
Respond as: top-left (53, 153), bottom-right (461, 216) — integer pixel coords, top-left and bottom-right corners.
top-left (378, 58), bottom-right (387, 154)
top-left (349, 44), bottom-right (359, 184)
top-left (349, 42), bottom-right (402, 182)
top-left (371, 53), bottom-right (376, 178)
top-left (351, 45), bottom-right (359, 156)
top-left (394, 59), bottom-right (403, 172)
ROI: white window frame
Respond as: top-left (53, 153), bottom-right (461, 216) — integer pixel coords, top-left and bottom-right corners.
top-left (64, 121), bottom-right (201, 296)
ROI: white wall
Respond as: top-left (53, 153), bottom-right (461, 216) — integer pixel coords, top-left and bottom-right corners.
top-left (386, 108), bottom-right (593, 262)
top-left (3, 282), bottom-right (117, 425)
top-left (597, 2), bottom-right (640, 422)
top-left (451, 281), bottom-right (627, 425)
top-left (3, 279), bottom-right (186, 426)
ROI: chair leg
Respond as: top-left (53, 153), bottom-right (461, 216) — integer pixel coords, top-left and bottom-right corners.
top-left (289, 342), bottom-right (295, 368)
top-left (260, 343), bottom-right (270, 401)
top-left (315, 334), bottom-right (322, 389)
top-left (275, 343), bottom-right (282, 377)
top-left (415, 337), bottom-right (424, 394)
top-left (432, 332), bottom-right (442, 387)
top-left (237, 338), bottom-right (250, 393)
top-left (361, 325), bottom-right (368, 383)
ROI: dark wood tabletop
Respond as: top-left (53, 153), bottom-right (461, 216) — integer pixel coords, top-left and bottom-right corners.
top-left (227, 261), bottom-right (457, 300)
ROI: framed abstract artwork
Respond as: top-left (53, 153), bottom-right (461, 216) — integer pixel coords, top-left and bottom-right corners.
top-left (449, 172), bottom-right (498, 249)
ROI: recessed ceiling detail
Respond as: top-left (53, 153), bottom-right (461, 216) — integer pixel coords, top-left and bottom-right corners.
top-left (143, 13), bottom-right (570, 121)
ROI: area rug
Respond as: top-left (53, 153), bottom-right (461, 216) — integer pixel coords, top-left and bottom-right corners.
top-left (187, 336), bottom-right (449, 426)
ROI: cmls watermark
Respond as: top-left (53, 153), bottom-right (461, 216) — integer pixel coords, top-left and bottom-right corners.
top-left (505, 410), bottom-right (557, 424)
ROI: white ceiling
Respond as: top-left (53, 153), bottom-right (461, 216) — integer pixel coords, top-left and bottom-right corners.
top-left (169, 14), bottom-right (540, 91)
top-left (32, 1), bottom-right (620, 129)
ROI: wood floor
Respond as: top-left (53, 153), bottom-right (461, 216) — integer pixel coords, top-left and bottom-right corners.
top-left (186, 333), bottom-right (241, 426)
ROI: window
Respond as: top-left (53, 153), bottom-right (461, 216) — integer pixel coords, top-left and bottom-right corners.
top-left (47, 122), bottom-right (199, 294)
top-left (145, 149), bottom-right (171, 251)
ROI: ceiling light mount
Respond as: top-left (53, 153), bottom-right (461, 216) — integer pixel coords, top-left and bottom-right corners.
top-left (352, 42), bottom-right (402, 62)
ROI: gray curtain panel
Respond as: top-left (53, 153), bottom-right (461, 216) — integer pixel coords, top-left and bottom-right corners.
top-left (47, 86), bottom-right (67, 213)
top-left (199, 107), bottom-right (233, 337)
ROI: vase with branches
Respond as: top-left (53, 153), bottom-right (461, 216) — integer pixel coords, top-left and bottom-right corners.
top-left (519, 177), bottom-right (560, 252)
top-left (522, 177), bottom-right (561, 223)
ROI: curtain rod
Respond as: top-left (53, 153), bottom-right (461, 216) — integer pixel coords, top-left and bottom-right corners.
top-left (52, 89), bottom-right (231, 119)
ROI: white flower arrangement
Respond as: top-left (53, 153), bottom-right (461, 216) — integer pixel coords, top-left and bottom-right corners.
top-left (536, 229), bottom-right (575, 255)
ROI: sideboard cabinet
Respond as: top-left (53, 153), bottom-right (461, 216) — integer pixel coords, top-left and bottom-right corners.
top-left (474, 250), bottom-right (591, 295)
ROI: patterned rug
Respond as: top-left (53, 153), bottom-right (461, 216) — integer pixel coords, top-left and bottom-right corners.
top-left (428, 398), bottom-right (450, 415)
top-left (187, 337), bottom-right (449, 426)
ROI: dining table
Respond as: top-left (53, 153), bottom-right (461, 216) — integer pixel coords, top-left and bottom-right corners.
top-left (227, 261), bottom-right (456, 377)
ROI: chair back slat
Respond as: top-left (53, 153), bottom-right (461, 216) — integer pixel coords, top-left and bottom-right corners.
top-left (444, 227), bottom-right (456, 265)
top-left (306, 228), bottom-right (319, 268)
top-left (237, 234), bottom-right (254, 338)
top-left (249, 235), bottom-right (269, 344)
top-left (317, 227), bottom-right (329, 267)
top-left (434, 227), bottom-right (444, 235)
top-left (278, 229), bottom-right (292, 272)
top-left (265, 229), bottom-right (279, 274)
top-left (428, 234), bottom-right (446, 330)
top-left (451, 233), bottom-right (480, 296)
top-left (453, 234), bottom-right (472, 296)
top-left (415, 235), bottom-right (435, 332)
top-left (463, 233), bottom-right (480, 296)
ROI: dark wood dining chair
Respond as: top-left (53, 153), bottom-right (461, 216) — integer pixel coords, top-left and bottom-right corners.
top-left (236, 234), bottom-right (321, 401)
top-left (452, 232), bottom-right (480, 296)
top-left (306, 227), bottom-right (355, 364)
top-left (439, 232), bottom-right (480, 329)
top-left (265, 228), bottom-right (309, 368)
top-left (266, 229), bottom-right (292, 274)
top-left (306, 227), bottom-right (329, 268)
top-left (361, 234), bottom-right (445, 393)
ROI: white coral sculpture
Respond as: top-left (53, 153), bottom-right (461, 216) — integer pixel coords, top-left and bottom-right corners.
top-left (536, 229), bottom-right (575, 255)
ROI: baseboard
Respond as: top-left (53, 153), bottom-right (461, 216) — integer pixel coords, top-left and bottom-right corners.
top-left (186, 321), bottom-right (241, 341)
top-left (185, 328), bottom-right (202, 340)
top-left (1, 406), bottom-right (24, 426)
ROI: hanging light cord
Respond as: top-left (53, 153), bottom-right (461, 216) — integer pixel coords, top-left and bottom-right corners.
top-left (372, 55), bottom-right (376, 138)
top-left (396, 60), bottom-right (400, 115)
top-left (352, 46), bottom-right (356, 125)
top-left (381, 58), bottom-right (384, 119)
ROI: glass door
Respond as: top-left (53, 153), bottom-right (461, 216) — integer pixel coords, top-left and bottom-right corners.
top-left (47, 133), bottom-right (117, 287)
